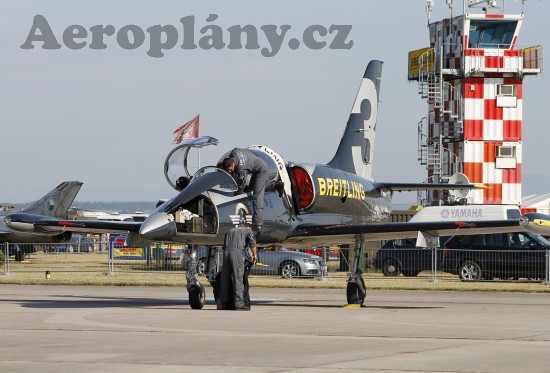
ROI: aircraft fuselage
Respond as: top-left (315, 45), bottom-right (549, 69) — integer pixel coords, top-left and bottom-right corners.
top-left (140, 161), bottom-right (391, 247)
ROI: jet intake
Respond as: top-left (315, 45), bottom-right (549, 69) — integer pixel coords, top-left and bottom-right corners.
top-left (55, 231), bottom-right (72, 243)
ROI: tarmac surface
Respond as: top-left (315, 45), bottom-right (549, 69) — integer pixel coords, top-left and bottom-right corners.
top-left (0, 284), bottom-right (549, 372)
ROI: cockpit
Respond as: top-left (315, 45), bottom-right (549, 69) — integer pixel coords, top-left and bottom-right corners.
top-left (161, 137), bottom-right (292, 238)
top-left (165, 137), bottom-right (282, 193)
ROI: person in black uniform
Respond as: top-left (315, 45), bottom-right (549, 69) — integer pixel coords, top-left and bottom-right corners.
top-left (219, 216), bottom-right (257, 310)
top-left (222, 148), bottom-right (268, 233)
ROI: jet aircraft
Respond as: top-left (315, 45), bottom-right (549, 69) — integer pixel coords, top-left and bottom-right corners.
top-left (1, 181), bottom-right (83, 260)
top-left (5, 61), bottom-right (528, 307)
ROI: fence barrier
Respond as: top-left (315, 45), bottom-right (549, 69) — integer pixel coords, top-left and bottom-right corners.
top-left (2, 242), bottom-right (549, 284)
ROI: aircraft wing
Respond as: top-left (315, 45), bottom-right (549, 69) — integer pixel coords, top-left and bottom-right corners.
top-left (288, 219), bottom-right (523, 244)
top-left (374, 182), bottom-right (486, 192)
top-left (3, 213), bottom-right (142, 235)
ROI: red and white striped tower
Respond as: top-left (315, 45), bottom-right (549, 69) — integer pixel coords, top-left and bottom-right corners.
top-left (409, 0), bottom-right (542, 206)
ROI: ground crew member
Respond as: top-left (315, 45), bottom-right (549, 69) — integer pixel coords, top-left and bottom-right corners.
top-left (222, 148), bottom-right (268, 233)
top-left (219, 216), bottom-right (257, 310)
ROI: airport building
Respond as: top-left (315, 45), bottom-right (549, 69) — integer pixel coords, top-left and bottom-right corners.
top-left (408, 0), bottom-right (542, 207)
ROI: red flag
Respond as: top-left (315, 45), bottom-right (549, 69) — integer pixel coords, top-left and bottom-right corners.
top-left (173, 114), bottom-right (200, 144)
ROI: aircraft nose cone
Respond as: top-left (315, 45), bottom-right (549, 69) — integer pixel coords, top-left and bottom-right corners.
top-left (140, 211), bottom-right (177, 240)
top-left (519, 216), bottom-right (529, 226)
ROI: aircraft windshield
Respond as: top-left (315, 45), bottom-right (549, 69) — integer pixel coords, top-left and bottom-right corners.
top-left (164, 136), bottom-right (219, 190)
top-left (191, 166), bottom-right (238, 193)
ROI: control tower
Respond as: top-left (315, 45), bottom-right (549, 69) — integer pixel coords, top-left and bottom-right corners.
top-left (409, 0), bottom-right (543, 206)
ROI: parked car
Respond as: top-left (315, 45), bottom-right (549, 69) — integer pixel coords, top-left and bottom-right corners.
top-left (373, 238), bottom-right (446, 277)
top-left (195, 246), bottom-right (323, 278)
top-left (299, 246), bottom-right (340, 261)
top-left (440, 232), bottom-right (550, 281)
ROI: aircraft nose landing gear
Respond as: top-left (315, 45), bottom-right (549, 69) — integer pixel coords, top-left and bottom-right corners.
top-left (185, 243), bottom-right (206, 309)
top-left (187, 282), bottom-right (205, 309)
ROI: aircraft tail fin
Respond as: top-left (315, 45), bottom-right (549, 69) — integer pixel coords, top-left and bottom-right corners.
top-left (22, 181), bottom-right (83, 218)
top-left (327, 60), bottom-right (383, 180)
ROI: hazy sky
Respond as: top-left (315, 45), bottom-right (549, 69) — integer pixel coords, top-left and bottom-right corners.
top-left (1, 0), bottom-right (548, 205)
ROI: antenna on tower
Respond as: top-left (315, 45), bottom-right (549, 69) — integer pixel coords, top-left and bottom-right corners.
top-left (447, 0), bottom-right (454, 22)
top-left (426, 0), bottom-right (434, 24)
top-left (468, 0), bottom-right (500, 14)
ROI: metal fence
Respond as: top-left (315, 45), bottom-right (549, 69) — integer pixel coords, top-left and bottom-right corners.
top-left (2, 242), bottom-right (550, 283)
top-left (1, 242), bottom-right (334, 279)
top-left (371, 245), bottom-right (550, 283)
top-left (1, 242), bottom-right (110, 275)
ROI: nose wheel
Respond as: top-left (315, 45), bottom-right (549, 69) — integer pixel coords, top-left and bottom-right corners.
top-left (185, 243), bottom-right (206, 309)
top-left (187, 282), bottom-right (206, 309)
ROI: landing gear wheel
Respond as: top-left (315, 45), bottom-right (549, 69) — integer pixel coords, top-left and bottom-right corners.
top-left (188, 283), bottom-right (205, 309)
top-left (346, 279), bottom-right (366, 306)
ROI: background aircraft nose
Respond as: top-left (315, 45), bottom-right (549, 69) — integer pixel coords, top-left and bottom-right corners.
top-left (140, 211), bottom-right (177, 240)
top-left (521, 213), bottom-right (550, 236)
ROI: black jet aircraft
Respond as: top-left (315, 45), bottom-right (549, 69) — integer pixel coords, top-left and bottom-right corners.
top-left (5, 61), bottom-right (527, 307)
top-left (1, 181), bottom-right (82, 260)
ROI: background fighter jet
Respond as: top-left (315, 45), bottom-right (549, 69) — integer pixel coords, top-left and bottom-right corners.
top-left (5, 61), bottom-right (526, 307)
top-left (1, 181), bottom-right (82, 261)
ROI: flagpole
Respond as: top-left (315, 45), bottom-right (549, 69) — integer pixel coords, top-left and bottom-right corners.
top-left (197, 114), bottom-right (200, 173)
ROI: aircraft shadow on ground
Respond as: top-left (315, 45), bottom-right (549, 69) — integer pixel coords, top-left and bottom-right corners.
top-left (3, 296), bottom-right (443, 310)
top-left (3, 296), bottom-right (283, 309)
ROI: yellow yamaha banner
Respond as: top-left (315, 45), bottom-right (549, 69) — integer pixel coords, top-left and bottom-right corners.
top-left (114, 247), bottom-right (145, 258)
top-left (408, 47), bottom-right (434, 80)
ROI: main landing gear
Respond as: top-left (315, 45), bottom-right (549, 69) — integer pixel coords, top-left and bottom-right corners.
top-left (346, 235), bottom-right (367, 306)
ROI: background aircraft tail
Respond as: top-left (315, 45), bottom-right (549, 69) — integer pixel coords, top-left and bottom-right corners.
top-left (327, 60), bottom-right (383, 181)
top-left (22, 181), bottom-right (83, 218)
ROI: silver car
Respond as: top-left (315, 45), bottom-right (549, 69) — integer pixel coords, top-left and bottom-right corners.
top-left (196, 247), bottom-right (323, 278)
